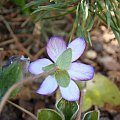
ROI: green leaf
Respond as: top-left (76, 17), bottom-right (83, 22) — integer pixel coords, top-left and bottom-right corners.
top-left (56, 48), bottom-right (72, 70)
top-left (12, 0), bottom-right (26, 8)
top-left (42, 63), bottom-right (56, 72)
top-left (82, 110), bottom-right (100, 120)
top-left (83, 74), bottom-right (120, 111)
top-left (37, 1), bottom-right (74, 11)
top-left (41, 8), bottom-right (75, 20)
top-left (0, 62), bottom-right (22, 99)
top-left (75, 81), bottom-right (86, 90)
top-left (50, 0), bottom-right (62, 3)
top-left (84, 2), bottom-right (89, 20)
top-left (25, 0), bottom-right (48, 8)
top-left (105, 0), bottom-right (111, 28)
top-left (77, 23), bottom-right (84, 37)
top-left (69, 3), bottom-right (80, 43)
top-left (37, 109), bottom-right (62, 120)
top-left (89, 74), bottom-right (120, 105)
top-left (82, 96), bottom-right (92, 112)
top-left (56, 98), bottom-right (79, 120)
top-left (86, 14), bottom-right (95, 32)
top-left (81, 0), bottom-right (89, 20)
top-left (87, 32), bottom-right (92, 46)
top-left (55, 70), bottom-right (70, 87)
top-left (12, 0), bottom-right (30, 14)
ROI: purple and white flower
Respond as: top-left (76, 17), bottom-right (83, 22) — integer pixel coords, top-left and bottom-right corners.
top-left (28, 37), bottom-right (94, 101)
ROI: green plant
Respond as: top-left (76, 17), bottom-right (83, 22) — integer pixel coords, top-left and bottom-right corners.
top-left (25, 0), bottom-right (120, 45)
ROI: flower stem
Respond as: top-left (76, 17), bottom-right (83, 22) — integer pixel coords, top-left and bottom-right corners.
top-left (76, 89), bottom-right (85, 120)
top-left (56, 89), bottom-right (61, 102)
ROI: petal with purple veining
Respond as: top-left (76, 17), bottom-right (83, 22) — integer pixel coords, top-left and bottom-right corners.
top-left (36, 76), bottom-right (58, 95)
top-left (67, 37), bottom-right (85, 62)
top-left (28, 58), bottom-right (53, 75)
top-left (47, 37), bottom-right (66, 62)
top-left (68, 62), bottom-right (94, 81)
top-left (59, 80), bottom-right (80, 101)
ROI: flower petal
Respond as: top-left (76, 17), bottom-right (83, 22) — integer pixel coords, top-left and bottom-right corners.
top-left (67, 37), bottom-right (86, 62)
top-left (68, 62), bottom-right (94, 80)
top-left (59, 80), bottom-right (80, 101)
top-left (36, 76), bottom-right (58, 95)
top-left (47, 37), bottom-right (66, 62)
top-left (28, 58), bottom-right (53, 75)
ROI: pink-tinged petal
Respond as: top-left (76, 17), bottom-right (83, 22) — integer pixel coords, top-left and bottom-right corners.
top-left (67, 37), bottom-right (86, 62)
top-left (59, 80), bottom-right (80, 101)
top-left (36, 76), bottom-right (58, 95)
top-left (47, 37), bottom-right (66, 62)
top-left (68, 62), bottom-right (94, 81)
top-left (28, 58), bottom-right (53, 75)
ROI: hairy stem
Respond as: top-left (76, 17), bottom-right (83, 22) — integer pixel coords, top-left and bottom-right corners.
top-left (76, 90), bottom-right (85, 120)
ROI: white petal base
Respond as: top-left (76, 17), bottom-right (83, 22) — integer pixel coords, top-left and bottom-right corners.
top-left (60, 80), bottom-right (80, 101)
top-left (68, 62), bottom-right (94, 80)
top-left (67, 37), bottom-right (85, 62)
top-left (47, 37), bottom-right (66, 62)
top-left (37, 76), bottom-right (58, 95)
top-left (29, 58), bottom-right (53, 75)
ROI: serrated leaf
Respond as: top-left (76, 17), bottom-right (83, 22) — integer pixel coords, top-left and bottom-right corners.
top-left (0, 62), bottom-right (22, 99)
top-left (37, 109), bottom-right (62, 120)
top-left (42, 63), bottom-right (56, 72)
top-left (82, 110), bottom-right (100, 120)
top-left (85, 74), bottom-right (120, 109)
top-left (56, 48), bottom-right (72, 70)
top-left (56, 98), bottom-right (79, 120)
top-left (55, 70), bottom-right (70, 87)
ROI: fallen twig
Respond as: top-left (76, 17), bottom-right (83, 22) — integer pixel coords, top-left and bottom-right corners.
top-left (33, 47), bottom-right (45, 60)
top-left (0, 39), bottom-right (15, 46)
top-left (0, 15), bottom-right (33, 59)
top-left (7, 100), bottom-right (37, 120)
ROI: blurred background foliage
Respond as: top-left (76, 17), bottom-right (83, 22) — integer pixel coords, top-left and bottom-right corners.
top-left (5, 0), bottom-right (120, 45)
